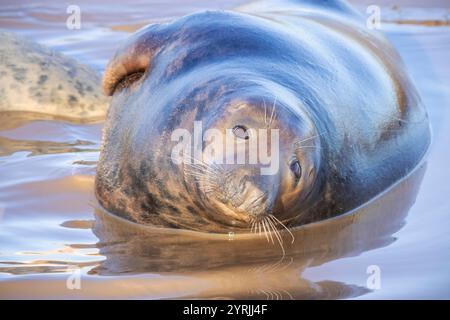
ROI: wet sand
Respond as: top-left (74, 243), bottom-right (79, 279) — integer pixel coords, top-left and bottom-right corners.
top-left (0, 1), bottom-right (449, 299)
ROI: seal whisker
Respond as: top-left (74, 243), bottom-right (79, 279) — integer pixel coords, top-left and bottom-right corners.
top-left (187, 163), bottom-right (221, 175)
top-left (245, 193), bottom-right (267, 212)
top-left (263, 289), bottom-right (273, 300)
top-left (183, 172), bottom-right (217, 182)
top-left (183, 164), bottom-right (218, 176)
top-left (184, 163), bottom-right (218, 172)
top-left (258, 221), bottom-right (262, 237)
top-left (273, 290), bottom-right (281, 300)
top-left (260, 290), bottom-right (270, 300)
top-left (269, 215), bottom-right (295, 244)
top-left (263, 217), bottom-right (275, 244)
top-left (198, 182), bottom-right (219, 189)
top-left (250, 220), bottom-right (256, 234)
top-left (270, 290), bottom-right (278, 301)
top-left (183, 169), bottom-right (217, 183)
top-left (185, 177), bottom-right (219, 188)
top-left (266, 217), bottom-right (286, 257)
top-left (252, 218), bottom-right (259, 234)
top-left (183, 166), bottom-right (220, 180)
top-left (293, 131), bottom-right (325, 147)
top-left (182, 169), bottom-right (213, 178)
top-left (182, 154), bottom-right (223, 172)
top-left (195, 181), bottom-right (218, 187)
top-left (278, 257), bottom-right (294, 272)
top-left (261, 220), bottom-right (270, 243)
top-left (268, 96), bottom-right (277, 126)
top-left (257, 256), bottom-right (284, 274)
top-left (201, 187), bottom-right (219, 194)
top-left (196, 158), bottom-right (224, 173)
top-left (267, 216), bottom-right (283, 245)
top-left (263, 98), bottom-right (268, 126)
top-left (255, 247), bottom-right (287, 274)
top-left (281, 289), bottom-right (294, 300)
top-left (264, 289), bottom-right (275, 300)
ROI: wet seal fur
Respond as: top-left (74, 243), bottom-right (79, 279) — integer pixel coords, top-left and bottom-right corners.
top-left (0, 31), bottom-right (109, 119)
top-left (96, 0), bottom-right (431, 233)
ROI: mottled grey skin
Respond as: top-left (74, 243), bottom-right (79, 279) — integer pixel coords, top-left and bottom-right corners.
top-left (0, 31), bottom-right (108, 119)
top-left (96, 0), bottom-right (431, 233)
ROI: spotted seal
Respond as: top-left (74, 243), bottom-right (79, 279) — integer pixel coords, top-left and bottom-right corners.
top-left (0, 31), bottom-right (108, 119)
top-left (95, 0), bottom-right (431, 233)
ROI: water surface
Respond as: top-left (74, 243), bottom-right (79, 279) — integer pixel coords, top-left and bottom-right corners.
top-left (0, 0), bottom-right (449, 299)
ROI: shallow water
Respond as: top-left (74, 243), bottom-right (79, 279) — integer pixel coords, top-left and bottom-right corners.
top-left (0, 1), bottom-right (449, 299)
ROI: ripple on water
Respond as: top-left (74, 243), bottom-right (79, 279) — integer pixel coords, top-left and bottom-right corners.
top-left (1, 1), bottom-right (450, 299)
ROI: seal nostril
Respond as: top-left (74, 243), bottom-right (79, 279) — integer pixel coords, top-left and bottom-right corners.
top-left (290, 160), bottom-right (302, 180)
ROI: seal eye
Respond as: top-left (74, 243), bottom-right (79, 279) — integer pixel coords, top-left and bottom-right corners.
top-left (290, 160), bottom-right (302, 179)
top-left (233, 125), bottom-right (250, 140)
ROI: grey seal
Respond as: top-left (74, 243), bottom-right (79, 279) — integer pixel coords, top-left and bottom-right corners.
top-left (95, 0), bottom-right (431, 233)
top-left (0, 31), bottom-right (108, 119)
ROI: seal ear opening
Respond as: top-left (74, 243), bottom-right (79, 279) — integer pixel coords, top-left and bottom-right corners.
top-left (102, 25), bottom-right (165, 96)
top-left (102, 49), bottom-right (152, 96)
top-left (109, 70), bottom-right (145, 95)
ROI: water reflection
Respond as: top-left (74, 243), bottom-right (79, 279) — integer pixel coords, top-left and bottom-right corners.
top-left (89, 163), bottom-right (426, 299)
top-left (1, 0), bottom-right (447, 300)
